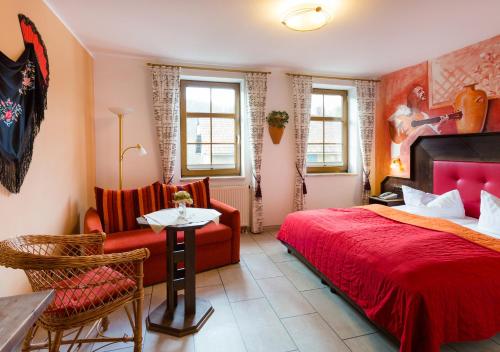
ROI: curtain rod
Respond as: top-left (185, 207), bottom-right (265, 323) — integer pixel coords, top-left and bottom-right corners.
top-left (146, 62), bottom-right (271, 75)
top-left (286, 72), bottom-right (380, 83)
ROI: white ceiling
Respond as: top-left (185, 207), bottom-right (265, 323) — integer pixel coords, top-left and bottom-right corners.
top-left (45, 0), bottom-right (500, 77)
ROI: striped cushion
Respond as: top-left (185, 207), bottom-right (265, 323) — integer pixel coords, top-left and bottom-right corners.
top-left (95, 184), bottom-right (158, 234)
top-left (156, 177), bottom-right (211, 209)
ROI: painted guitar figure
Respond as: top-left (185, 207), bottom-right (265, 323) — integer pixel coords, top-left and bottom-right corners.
top-left (389, 110), bottom-right (463, 143)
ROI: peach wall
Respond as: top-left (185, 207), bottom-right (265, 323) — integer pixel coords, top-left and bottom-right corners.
top-left (0, 0), bottom-right (95, 296)
top-left (93, 53), bottom-right (362, 227)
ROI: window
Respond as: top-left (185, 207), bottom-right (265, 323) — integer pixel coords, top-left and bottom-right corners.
top-left (307, 89), bottom-right (348, 173)
top-left (181, 80), bottom-right (241, 177)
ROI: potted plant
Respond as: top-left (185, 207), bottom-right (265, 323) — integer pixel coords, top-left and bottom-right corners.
top-left (266, 110), bottom-right (289, 144)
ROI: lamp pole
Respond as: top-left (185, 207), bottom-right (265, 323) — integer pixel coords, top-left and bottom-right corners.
top-left (118, 112), bottom-right (124, 190)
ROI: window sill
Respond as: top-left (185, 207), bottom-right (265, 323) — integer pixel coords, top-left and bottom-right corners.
top-left (180, 175), bottom-right (246, 182)
top-left (306, 172), bottom-right (359, 177)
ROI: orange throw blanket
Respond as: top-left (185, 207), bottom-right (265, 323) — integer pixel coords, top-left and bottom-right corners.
top-left (359, 204), bottom-right (500, 253)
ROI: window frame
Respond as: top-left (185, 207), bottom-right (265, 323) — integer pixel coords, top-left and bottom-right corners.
top-left (180, 80), bottom-right (241, 177)
top-left (307, 88), bottom-right (349, 174)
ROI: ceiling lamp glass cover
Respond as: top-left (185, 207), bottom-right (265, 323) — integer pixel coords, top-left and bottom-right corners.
top-left (282, 5), bottom-right (331, 31)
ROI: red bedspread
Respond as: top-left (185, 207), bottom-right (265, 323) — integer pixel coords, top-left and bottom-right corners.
top-left (277, 208), bottom-right (500, 352)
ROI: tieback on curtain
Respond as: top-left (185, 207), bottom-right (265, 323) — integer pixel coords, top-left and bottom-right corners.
top-left (165, 174), bottom-right (174, 185)
top-left (295, 163), bottom-right (307, 195)
top-left (253, 173), bottom-right (262, 198)
top-left (363, 170), bottom-right (371, 191)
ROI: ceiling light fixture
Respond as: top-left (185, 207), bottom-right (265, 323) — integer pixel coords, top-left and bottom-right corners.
top-left (282, 5), bottom-right (331, 32)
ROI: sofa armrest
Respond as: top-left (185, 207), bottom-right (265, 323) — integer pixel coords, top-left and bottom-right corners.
top-left (84, 207), bottom-right (104, 234)
top-left (210, 198), bottom-right (240, 263)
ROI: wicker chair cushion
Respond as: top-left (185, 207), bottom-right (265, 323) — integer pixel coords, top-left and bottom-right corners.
top-left (47, 266), bottom-right (136, 316)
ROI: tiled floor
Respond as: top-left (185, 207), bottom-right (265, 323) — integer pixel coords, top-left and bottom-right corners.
top-left (35, 230), bottom-right (500, 352)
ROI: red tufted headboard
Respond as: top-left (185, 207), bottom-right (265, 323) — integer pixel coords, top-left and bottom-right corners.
top-left (433, 160), bottom-right (500, 218)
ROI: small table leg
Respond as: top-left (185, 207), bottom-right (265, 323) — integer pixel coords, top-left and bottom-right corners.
top-left (146, 227), bottom-right (214, 337)
top-left (184, 229), bottom-right (196, 314)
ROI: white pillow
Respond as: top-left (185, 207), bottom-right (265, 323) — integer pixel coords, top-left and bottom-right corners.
top-left (402, 185), bottom-right (437, 206)
top-left (478, 190), bottom-right (500, 235)
top-left (401, 186), bottom-right (465, 219)
top-left (425, 190), bottom-right (465, 219)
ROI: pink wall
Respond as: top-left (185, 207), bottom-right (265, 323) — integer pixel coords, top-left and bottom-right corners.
top-left (93, 53), bottom-right (362, 227)
top-left (0, 0), bottom-right (95, 296)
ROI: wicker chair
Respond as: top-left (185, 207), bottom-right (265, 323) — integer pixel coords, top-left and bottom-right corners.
top-left (0, 233), bottom-right (150, 352)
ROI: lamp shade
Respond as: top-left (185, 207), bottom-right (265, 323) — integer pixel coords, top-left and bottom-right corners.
top-left (137, 144), bottom-right (147, 156)
top-left (108, 107), bottom-right (134, 116)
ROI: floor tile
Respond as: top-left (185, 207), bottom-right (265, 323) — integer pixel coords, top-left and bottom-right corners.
top-left (276, 260), bottom-right (326, 291)
top-left (302, 288), bottom-right (376, 339)
top-left (268, 249), bottom-right (298, 263)
top-left (92, 293), bottom-right (152, 352)
top-left (240, 233), bottom-right (264, 255)
top-left (195, 286), bottom-right (246, 352)
top-left (344, 333), bottom-right (399, 352)
top-left (450, 339), bottom-right (500, 352)
top-left (231, 298), bottom-right (296, 352)
top-left (144, 332), bottom-right (194, 352)
top-left (31, 324), bottom-right (97, 352)
top-left (282, 313), bottom-right (350, 352)
top-left (256, 276), bottom-right (315, 318)
top-left (196, 284), bottom-right (229, 309)
top-left (242, 253), bottom-right (283, 279)
top-left (493, 334), bottom-right (500, 345)
top-left (219, 266), bottom-right (264, 302)
top-left (196, 269), bottom-right (222, 288)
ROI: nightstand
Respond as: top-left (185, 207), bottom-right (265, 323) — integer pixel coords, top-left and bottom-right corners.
top-left (368, 196), bottom-right (404, 207)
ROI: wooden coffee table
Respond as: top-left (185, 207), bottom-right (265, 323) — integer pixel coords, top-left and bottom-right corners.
top-left (137, 217), bottom-right (214, 337)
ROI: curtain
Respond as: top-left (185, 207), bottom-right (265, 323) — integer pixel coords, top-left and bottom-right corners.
top-left (151, 66), bottom-right (180, 184)
top-left (245, 72), bottom-right (269, 233)
top-left (291, 75), bottom-right (312, 211)
top-left (355, 80), bottom-right (377, 204)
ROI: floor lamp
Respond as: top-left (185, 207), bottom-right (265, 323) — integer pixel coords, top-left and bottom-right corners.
top-left (109, 107), bottom-right (147, 189)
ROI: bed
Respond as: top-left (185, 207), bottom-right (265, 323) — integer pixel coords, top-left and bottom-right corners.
top-left (277, 159), bottom-right (500, 352)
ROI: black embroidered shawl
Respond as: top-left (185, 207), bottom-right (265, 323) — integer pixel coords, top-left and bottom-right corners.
top-left (0, 14), bottom-right (49, 193)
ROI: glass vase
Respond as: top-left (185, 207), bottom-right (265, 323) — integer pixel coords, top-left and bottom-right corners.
top-left (177, 202), bottom-right (187, 219)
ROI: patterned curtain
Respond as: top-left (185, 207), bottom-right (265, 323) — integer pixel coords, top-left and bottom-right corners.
top-left (245, 72), bottom-right (269, 233)
top-left (291, 75), bottom-right (312, 211)
top-left (151, 66), bottom-right (180, 184)
top-left (355, 80), bottom-right (378, 204)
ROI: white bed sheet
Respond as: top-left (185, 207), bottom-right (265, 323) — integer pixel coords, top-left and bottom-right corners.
top-left (392, 205), bottom-right (500, 239)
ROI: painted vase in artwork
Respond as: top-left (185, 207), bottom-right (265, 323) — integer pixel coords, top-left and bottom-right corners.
top-left (453, 84), bottom-right (488, 134)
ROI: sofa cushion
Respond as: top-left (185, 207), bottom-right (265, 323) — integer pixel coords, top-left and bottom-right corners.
top-left (156, 177), bottom-right (211, 209)
top-left (95, 184), bottom-right (158, 234)
top-left (104, 222), bottom-right (232, 256)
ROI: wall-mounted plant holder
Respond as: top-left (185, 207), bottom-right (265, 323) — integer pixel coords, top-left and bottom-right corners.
top-left (266, 110), bottom-right (289, 145)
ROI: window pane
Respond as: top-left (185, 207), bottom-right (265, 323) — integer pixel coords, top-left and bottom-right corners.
top-left (187, 144), bottom-right (211, 167)
top-left (311, 94), bottom-right (323, 116)
top-left (325, 144), bottom-right (343, 164)
top-left (307, 144), bottom-right (323, 164)
top-left (212, 118), bottom-right (235, 143)
top-left (324, 94), bottom-right (343, 117)
top-left (186, 117), bottom-right (210, 143)
top-left (324, 121), bottom-right (343, 143)
top-left (308, 121), bottom-right (323, 143)
top-left (186, 87), bottom-right (210, 113)
top-left (212, 88), bottom-right (235, 113)
top-left (212, 144), bottom-right (235, 167)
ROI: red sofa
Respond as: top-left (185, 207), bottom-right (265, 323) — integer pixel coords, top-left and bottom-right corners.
top-left (84, 198), bottom-right (240, 286)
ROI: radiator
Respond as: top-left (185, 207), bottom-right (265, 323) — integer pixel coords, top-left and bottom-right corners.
top-left (210, 185), bottom-right (250, 228)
